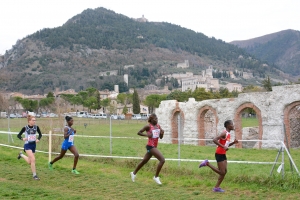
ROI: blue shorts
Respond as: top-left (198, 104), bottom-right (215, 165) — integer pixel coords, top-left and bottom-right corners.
top-left (24, 143), bottom-right (36, 153)
top-left (61, 142), bottom-right (73, 150)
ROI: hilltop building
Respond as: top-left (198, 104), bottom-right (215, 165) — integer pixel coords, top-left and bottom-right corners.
top-left (177, 60), bottom-right (189, 68)
top-left (135, 15), bottom-right (148, 22)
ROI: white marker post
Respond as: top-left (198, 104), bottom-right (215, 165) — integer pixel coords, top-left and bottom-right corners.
top-left (48, 130), bottom-right (52, 162)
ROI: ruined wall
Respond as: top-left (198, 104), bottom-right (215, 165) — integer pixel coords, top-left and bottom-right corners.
top-left (156, 85), bottom-right (300, 149)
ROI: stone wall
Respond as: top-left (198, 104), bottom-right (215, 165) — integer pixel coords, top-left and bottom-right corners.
top-left (156, 85), bottom-right (300, 149)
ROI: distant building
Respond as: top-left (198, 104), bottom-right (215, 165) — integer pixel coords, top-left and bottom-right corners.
top-left (135, 15), bottom-right (148, 22)
top-left (177, 60), bottom-right (189, 68)
top-left (99, 70), bottom-right (118, 76)
top-left (225, 83), bottom-right (243, 92)
top-left (124, 74), bottom-right (128, 86)
top-left (124, 65), bottom-right (135, 69)
top-left (55, 89), bottom-right (77, 97)
top-left (243, 72), bottom-right (253, 79)
top-left (180, 67), bottom-right (220, 92)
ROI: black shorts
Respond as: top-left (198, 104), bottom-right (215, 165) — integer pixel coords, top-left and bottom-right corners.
top-left (215, 153), bottom-right (227, 162)
top-left (146, 145), bottom-right (155, 153)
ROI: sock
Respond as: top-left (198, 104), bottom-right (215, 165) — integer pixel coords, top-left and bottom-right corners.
top-left (33, 173), bottom-right (36, 177)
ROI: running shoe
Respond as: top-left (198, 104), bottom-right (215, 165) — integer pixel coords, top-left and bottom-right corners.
top-left (213, 187), bottom-right (225, 192)
top-left (33, 175), bottom-right (40, 180)
top-left (72, 169), bottom-right (80, 174)
top-left (199, 159), bottom-right (208, 168)
top-left (17, 151), bottom-right (22, 160)
top-left (153, 176), bottom-right (162, 185)
top-left (48, 162), bottom-right (53, 170)
top-left (130, 172), bottom-right (136, 182)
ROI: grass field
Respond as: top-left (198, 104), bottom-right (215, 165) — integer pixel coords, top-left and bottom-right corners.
top-left (242, 117), bottom-right (259, 127)
top-left (1, 117), bottom-right (300, 199)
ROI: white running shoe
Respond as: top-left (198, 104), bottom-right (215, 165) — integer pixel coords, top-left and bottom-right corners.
top-left (153, 176), bottom-right (162, 185)
top-left (130, 172), bottom-right (136, 182)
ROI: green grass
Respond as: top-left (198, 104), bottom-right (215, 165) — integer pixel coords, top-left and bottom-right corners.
top-left (1, 117), bottom-right (300, 199)
top-left (242, 117), bottom-right (259, 127)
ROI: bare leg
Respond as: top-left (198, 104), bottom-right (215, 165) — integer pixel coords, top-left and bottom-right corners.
top-left (150, 148), bottom-right (165, 177)
top-left (69, 145), bottom-right (79, 169)
top-left (20, 152), bottom-right (30, 164)
top-left (51, 149), bottom-right (67, 164)
top-left (133, 152), bottom-right (152, 175)
top-left (207, 160), bottom-right (227, 188)
top-left (25, 150), bottom-right (36, 174)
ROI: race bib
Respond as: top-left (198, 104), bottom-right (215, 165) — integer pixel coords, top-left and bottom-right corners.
top-left (68, 135), bottom-right (74, 143)
top-left (28, 134), bottom-right (36, 142)
top-left (152, 129), bottom-right (160, 138)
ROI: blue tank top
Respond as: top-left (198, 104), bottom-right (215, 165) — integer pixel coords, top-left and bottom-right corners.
top-left (63, 126), bottom-right (75, 144)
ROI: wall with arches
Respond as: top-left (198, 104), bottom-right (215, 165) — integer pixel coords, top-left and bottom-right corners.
top-left (156, 85), bottom-right (300, 149)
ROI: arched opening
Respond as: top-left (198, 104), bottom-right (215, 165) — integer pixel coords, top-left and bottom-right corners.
top-left (234, 103), bottom-right (263, 148)
top-left (198, 106), bottom-right (218, 146)
top-left (171, 108), bottom-right (184, 144)
top-left (284, 101), bottom-right (300, 148)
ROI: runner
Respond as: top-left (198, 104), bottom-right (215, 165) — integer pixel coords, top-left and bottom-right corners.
top-left (48, 116), bottom-right (80, 174)
top-left (17, 114), bottom-right (42, 180)
top-left (130, 113), bottom-right (165, 185)
top-left (199, 120), bottom-right (238, 192)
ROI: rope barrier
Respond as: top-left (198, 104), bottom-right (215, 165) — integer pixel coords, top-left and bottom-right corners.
top-left (0, 143), bottom-right (280, 164)
top-left (0, 131), bottom-right (281, 142)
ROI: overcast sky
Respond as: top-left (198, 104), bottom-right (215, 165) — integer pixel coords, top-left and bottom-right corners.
top-left (1, 0), bottom-right (299, 55)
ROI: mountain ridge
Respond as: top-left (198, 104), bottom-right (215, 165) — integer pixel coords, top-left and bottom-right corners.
top-left (230, 29), bottom-right (300, 76)
top-left (0, 7), bottom-right (293, 94)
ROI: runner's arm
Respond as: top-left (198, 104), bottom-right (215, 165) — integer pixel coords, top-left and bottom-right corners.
top-left (17, 127), bottom-right (26, 140)
top-left (63, 127), bottom-right (70, 139)
top-left (159, 127), bottom-right (164, 139)
top-left (36, 126), bottom-right (42, 140)
top-left (137, 125), bottom-right (151, 137)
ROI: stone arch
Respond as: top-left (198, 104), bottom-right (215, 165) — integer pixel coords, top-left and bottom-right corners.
top-left (283, 101), bottom-right (300, 148)
top-left (234, 102), bottom-right (263, 148)
top-left (171, 102), bottom-right (184, 144)
top-left (197, 105), bottom-right (218, 146)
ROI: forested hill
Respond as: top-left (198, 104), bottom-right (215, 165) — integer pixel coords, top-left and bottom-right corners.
top-left (30, 7), bottom-right (248, 59)
top-left (231, 29), bottom-right (300, 76)
top-left (0, 7), bottom-right (284, 94)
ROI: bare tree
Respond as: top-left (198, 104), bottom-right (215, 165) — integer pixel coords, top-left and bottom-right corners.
top-left (0, 92), bottom-right (8, 111)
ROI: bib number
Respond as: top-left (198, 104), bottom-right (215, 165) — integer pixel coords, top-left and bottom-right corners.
top-left (68, 135), bottom-right (74, 143)
top-left (152, 129), bottom-right (160, 138)
top-left (28, 135), bottom-right (36, 142)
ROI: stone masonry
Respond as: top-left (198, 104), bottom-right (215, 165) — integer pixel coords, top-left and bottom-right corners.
top-left (156, 85), bottom-right (300, 149)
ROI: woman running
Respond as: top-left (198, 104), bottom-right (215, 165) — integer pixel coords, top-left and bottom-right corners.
top-left (130, 113), bottom-right (165, 185)
top-left (17, 114), bottom-right (42, 180)
top-left (48, 116), bottom-right (80, 174)
top-left (199, 120), bottom-right (238, 192)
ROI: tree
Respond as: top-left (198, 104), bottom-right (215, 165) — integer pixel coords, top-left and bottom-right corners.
top-left (117, 93), bottom-right (133, 105)
top-left (144, 94), bottom-right (167, 113)
top-left (15, 97), bottom-right (38, 112)
top-left (0, 92), bottom-right (8, 111)
top-left (46, 92), bottom-right (55, 98)
top-left (132, 89), bottom-right (140, 114)
top-left (262, 76), bottom-right (272, 91)
top-left (39, 97), bottom-right (55, 113)
top-left (192, 88), bottom-right (213, 101)
top-left (101, 98), bottom-right (110, 113)
top-left (122, 106), bottom-right (128, 114)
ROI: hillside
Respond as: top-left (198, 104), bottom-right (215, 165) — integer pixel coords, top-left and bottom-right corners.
top-left (0, 7), bottom-right (287, 94)
top-left (231, 29), bottom-right (300, 76)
